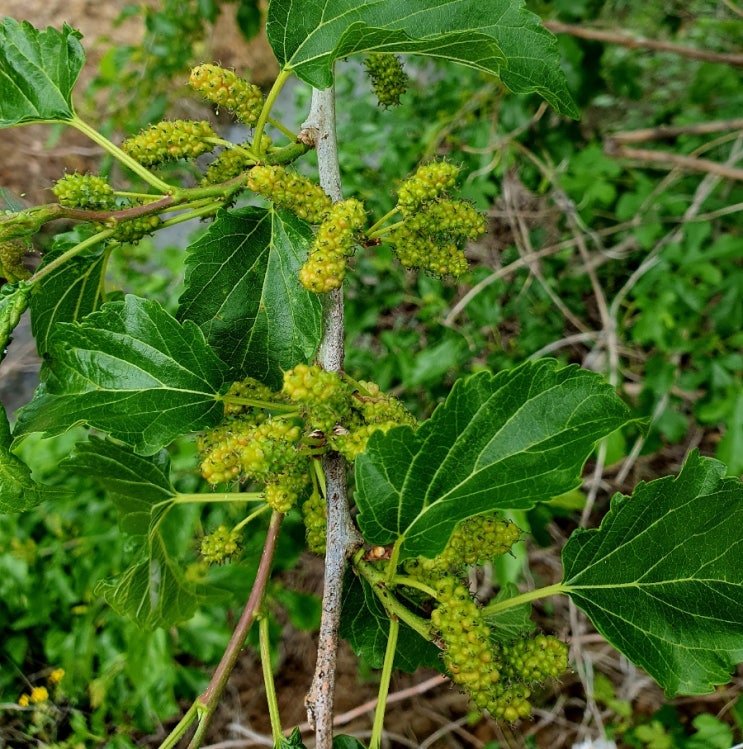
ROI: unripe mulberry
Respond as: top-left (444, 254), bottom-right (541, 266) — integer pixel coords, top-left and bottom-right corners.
top-left (299, 198), bottom-right (366, 293)
top-left (264, 462), bottom-right (311, 514)
top-left (189, 64), bottom-right (264, 126)
top-left (122, 120), bottom-right (217, 166)
top-left (364, 53), bottom-right (409, 108)
top-left (110, 214), bottom-right (162, 244)
top-left (53, 173), bottom-right (116, 210)
top-left (406, 199), bottom-right (486, 240)
top-left (0, 240), bottom-right (30, 282)
top-left (389, 223), bottom-right (468, 277)
top-left (201, 524), bottom-right (242, 564)
top-left (248, 165), bottom-right (332, 223)
top-left (397, 161), bottom-right (460, 215)
top-left (282, 363), bottom-right (352, 433)
top-left (202, 145), bottom-right (254, 185)
top-left (302, 488), bottom-right (327, 554)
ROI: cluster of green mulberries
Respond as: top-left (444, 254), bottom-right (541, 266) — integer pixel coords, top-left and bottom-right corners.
top-left (248, 165), bottom-right (332, 223)
top-left (496, 634), bottom-right (569, 684)
top-left (405, 513), bottom-right (520, 580)
top-left (189, 64), bottom-right (264, 126)
top-left (282, 363), bottom-right (353, 433)
top-left (122, 120), bottom-right (217, 166)
top-left (222, 376), bottom-right (279, 417)
top-left (431, 578), bottom-right (509, 713)
top-left (329, 380), bottom-right (416, 460)
top-left (0, 240), bottom-right (30, 282)
top-left (299, 198), bottom-right (367, 293)
top-left (110, 214), bottom-right (162, 244)
top-left (302, 486), bottom-right (327, 554)
top-left (388, 161), bottom-right (486, 277)
top-left (364, 53), bottom-right (409, 108)
top-left (198, 417), bottom-right (302, 486)
top-left (396, 161), bottom-right (460, 215)
top-left (430, 578), bottom-right (568, 722)
top-left (52, 173), bottom-right (116, 210)
top-left (264, 462), bottom-right (312, 513)
top-left (200, 524), bottom-right (242, 564)
top-left (201, 145), bottom-right (254, 185)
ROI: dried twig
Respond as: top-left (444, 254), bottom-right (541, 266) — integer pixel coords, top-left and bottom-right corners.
top-left (545, 20), bottom-right (743, 67)
top-left (610, 118), bottom-right (743, 144)
top-left (605, 143), bottom-right (743, 181)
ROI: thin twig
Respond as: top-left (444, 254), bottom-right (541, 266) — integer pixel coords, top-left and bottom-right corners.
top-left (301, 85), bottom-right (362, 749)
top-left (545, 21), bottom-right (743, 67)
top-left (185, 512), bottom-right (283, 749)
top-left (610, 118), bottom-right (743, 144)
top-left (605, 143), bottom-right (743, 181)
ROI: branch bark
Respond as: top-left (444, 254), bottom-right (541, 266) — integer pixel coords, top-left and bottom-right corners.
top-left (301, 85), bottom-right (363, 749)
top-left (545, 20), bottom-right (743, 67)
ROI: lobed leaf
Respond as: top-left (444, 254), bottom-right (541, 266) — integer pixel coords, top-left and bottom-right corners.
top-left (0, 405), bottom-right (68, 512)
top-left (60, 437), bottom-right (176, 536)
top-left (0, 280), bottom-right (31, 366)
top-left (95, 531), bottom-right (204, 630)
top-left (0, 17), bottom-right (84, 126)
top-left (266, 0), bottom-right (577, 117)
top-left (13, 295), bottom-right (229, 455)
top-left (355, 359), bottom-right (630, 559)
top-left (30, 233), bottom-right (108, 357)
top-left (562, 450), bottom-right (743, 696)
top-left (178, 207), bottom-right (322, 388)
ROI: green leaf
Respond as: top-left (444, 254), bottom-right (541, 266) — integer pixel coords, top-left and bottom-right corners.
top-left (483, 583), bottom-right (535, 642)
top-left (14, 295), bottom-right (228, 455)
top-left (279, 728), bottom-right (308, 749)
top-left (340, 573), bottom-right (440, 672)
top-left (178, 207), bottom-right (321, 389)
top-left (562, 450), bottom-right (743, 697)
top-left (266, 0), bottom-right (578, 117)
top-left (60, 438), bottom-right (176, 536)
top-left (95, 529), bottom-right (203, 630)
top-left (333, 738), bottom-right (367, 749)
top-left (0, 18), bottom-right (84, 126)
top-left (0, 405), bottom-right (69, 512)
top-left (30, 231), bottom-right (108, 357)
top-left (355, 360), bottom-right (630, 559)
top-left (0, 280), bottom-right (31, 366)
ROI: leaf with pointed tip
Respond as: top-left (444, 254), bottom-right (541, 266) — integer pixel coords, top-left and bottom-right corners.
top-left (95, 531), bottom-right (203, 630)
top-left (562, 450), bottom-right (743, 697)
top-left (340, 573), bottom-right (440, 672)
top-left (30, 229), bottom-right (108, 357)
top-left (266, 0), bottom-right (577, 117)
top-left (14, 295), bottom-right (228, 455)
top-left (0, 405), bottom-right (69, 512)
top-left (0, 18), bottom-right (84, 126)
top-left (178, 207), bottom-right (321, 388)
top-left (0, 280), bottom-right (31, 366)
top-left (355, 360), bottom-right (631, 559)
top-left (60, 438), bottom-right (175, 536)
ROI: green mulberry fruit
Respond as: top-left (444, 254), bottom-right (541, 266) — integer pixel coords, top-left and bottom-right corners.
top-left (52, 173), bottom-right (116, 210)
top-left (248, 165), bottom-right (332, 223)
top-left (364, 53), bottom-right (409, 108)
top-left (122, 120), bottom-right (217, 166)
top-left (190, 64), bottom-right (264, 126)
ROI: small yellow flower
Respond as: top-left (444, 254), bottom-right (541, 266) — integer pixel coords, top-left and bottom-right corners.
top-left (18, 693), bottom-right (30, 707)
top-left (29, 686), bottom-right (49, 704)
top-left (48, 668), bottom-right (65, 685)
